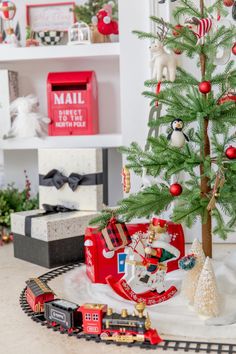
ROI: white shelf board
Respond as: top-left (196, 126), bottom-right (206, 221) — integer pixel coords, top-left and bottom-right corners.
top-left (0, 134), bottom-right (123, 150)
top-left (0, 43), bottom-right (120, 62)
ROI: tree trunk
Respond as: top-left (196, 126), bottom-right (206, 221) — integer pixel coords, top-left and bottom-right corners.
top-left (199, 0), bottom-right (212, 258)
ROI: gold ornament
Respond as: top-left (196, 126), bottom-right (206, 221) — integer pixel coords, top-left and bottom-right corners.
top-left (122, 166), bottom-right (131, 193)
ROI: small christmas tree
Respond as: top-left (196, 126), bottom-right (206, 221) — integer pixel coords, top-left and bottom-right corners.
top-left (182, 239), bottom-right (205, 305)
top-left (194, 257), bottom-right (219, 318)
top-left (90, 0), bottom-right (236, 258)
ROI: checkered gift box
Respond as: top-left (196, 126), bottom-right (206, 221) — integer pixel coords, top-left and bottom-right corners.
top-left (37, 31), bottom-right (64, 46)
top-left (101, 218), bottom-right (131, 252)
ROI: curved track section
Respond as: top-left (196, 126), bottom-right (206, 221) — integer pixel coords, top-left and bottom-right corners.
top-left (19, 263), bottom-right (236, 353)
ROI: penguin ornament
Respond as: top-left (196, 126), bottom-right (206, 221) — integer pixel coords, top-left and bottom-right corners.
top-left (167, 118), bottom-right (189, 148)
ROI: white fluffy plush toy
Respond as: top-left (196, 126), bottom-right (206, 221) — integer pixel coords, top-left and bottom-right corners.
top-left (5, 95), bottom-right (50, 139)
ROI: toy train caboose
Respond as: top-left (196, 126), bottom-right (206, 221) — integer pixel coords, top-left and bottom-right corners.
top-left (26, 278), bottom-right (54, 313)
top-left (26, 278), bottom-right (162, 346)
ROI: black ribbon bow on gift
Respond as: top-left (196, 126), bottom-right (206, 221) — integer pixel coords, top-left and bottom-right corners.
top-left (42, 203), bottom-right (76, 213)
top-left (39, 169), bottom-right (103, 191)
top-left (24, 204), bottom-right (76, 238)
top-left (41, 169), bottom-right (85, 192)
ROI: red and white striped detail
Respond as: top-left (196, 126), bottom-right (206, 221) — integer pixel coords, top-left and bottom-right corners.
top-left (196, 18), bottom-right (213, 39)
top-left (0, 1), bottom-right (16, 21)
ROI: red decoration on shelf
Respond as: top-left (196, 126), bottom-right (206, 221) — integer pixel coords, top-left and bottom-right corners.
top-left (225, 146), bottom-right (236, 160)
top-left (199, 81), bottom-right (211, 94)
top-left (47, 71), bottom-right (99, 136)
top-left (172, 24), bottom-right (183, 37)
top-left (170, 183), bottom-right (183, 196)
top-left (232, 43), bottom-right (236, 55)
top-left (94, 3), bottom-right (119, 36)
top-left (223, 0), bottom-right (234, 7)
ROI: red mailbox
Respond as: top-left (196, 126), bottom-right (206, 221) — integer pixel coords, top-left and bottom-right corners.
top-left (47, 71), bottom-right (99, 136)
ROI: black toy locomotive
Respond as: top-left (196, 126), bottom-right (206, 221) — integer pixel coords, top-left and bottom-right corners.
top-left (26, 278), bottom-right (162, 345)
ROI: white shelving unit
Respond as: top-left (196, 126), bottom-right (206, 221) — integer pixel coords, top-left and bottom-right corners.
top-left (0, 0), bottom-right (153, 207)
top-left (0, 134), bottom-right (122, 150)
top-left (0, 43), bottom-right (120, 62)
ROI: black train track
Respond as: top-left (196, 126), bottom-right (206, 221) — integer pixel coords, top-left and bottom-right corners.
top-left (19, 262), bottom-right (236, 353)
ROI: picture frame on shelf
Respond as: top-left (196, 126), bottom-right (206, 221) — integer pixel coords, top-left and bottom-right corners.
top-left (26, 2), bottom-right (76, 32)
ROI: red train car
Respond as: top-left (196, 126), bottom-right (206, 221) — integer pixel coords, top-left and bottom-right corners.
top-left (26, 278), bottom-right (54, 313)
top-left (79, 303), bottom-right (107, 335)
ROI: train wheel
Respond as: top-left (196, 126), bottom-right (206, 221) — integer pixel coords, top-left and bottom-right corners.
top-left (100, 331), bottom-right (110, 340)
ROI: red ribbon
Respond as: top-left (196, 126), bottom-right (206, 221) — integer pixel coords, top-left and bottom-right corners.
top-left (155, 82), bottom-right (162, 107)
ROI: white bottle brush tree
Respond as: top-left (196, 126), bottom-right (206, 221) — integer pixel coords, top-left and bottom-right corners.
top-left (181, 239), bottom-right (205, 305)
top-left (194, 257), bottom-right (220, 318)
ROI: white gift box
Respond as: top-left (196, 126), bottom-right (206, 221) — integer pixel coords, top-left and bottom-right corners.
top-left (11, 209), bottom-right (99, 242)
top-left (38, 148), bottom-right (107, 211)
top-left (11, 209), bottom-right (99, 268)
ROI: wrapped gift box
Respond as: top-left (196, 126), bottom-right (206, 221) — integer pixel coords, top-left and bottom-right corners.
top-left (38, 148), bottom-right (108, 211)
top-left (85, 221), bottom-right (185, 284)
top-left (11, 209), bottom-right (99, 268)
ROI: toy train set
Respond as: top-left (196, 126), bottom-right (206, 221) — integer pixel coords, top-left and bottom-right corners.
top-left (20, 263), bottom-right (236, 353)
top-left (25, 277), bottom-right (162, 346)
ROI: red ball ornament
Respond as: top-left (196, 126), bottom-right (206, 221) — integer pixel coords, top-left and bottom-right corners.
top-left (172, 24), bottom-right (183, 37)
top-left (223, 0), bottom-right (234, 6)
top-left (199, 81), bottom-right (211, 94)
top-left (170, 183), bottom-right (183, 197)
top-left (232, 43), bottom-right (236, 56)
top-left (225, 146), bottom-right (236, 160)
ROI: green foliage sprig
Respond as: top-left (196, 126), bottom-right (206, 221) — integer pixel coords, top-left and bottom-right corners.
top-left (0, 171), bottom-right (38, 229)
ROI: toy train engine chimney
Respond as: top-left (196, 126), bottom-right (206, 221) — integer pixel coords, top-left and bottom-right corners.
top-left (135, 302), bottom-right (146, 318)
top-left (121, 309), bottom-right (128, 318)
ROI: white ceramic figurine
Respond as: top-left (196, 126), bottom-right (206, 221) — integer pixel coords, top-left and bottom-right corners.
top-left (150, 19), bottom-right (177, 82)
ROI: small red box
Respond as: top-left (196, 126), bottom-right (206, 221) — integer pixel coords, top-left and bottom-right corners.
top-left (47, 71), bottom-right (98, 136)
